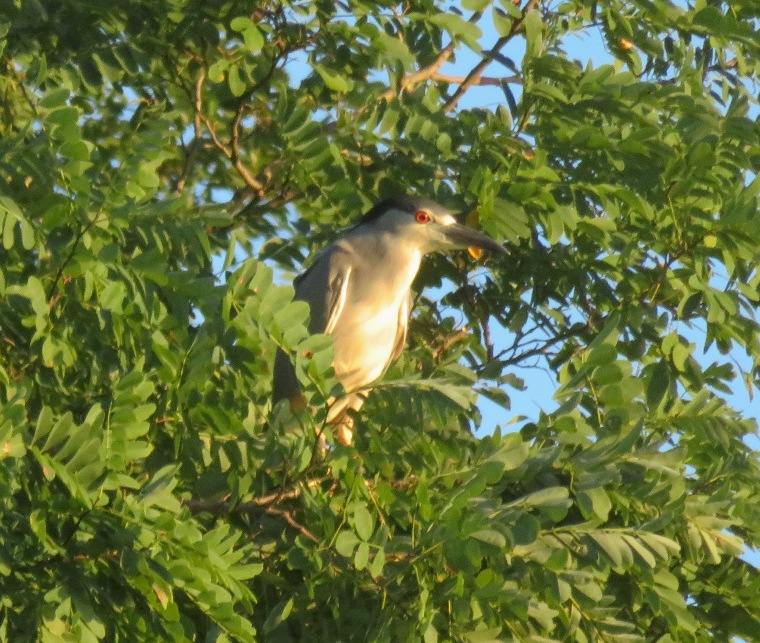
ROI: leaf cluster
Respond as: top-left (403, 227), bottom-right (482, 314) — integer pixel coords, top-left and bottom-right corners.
top-left (1, 0), bottom-right (760, 641)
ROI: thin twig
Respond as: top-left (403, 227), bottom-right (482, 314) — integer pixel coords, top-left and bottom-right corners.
top-left (482, 316), bottom-right (494, 361)
top-left (184, 487), bottom-right (303, 514)
top-left (185, 486), bottom-right (319, 541)
top-left (264, 506), bottom-right (319, 542)
top-left (47, 214), bottom-right (101, 302)
top-left (443, 0), bottom-right (538, 113)
top-left (193, 70), bottom-right (204, 140)
top-left (493, 321), bottom-right (590, 367)
top-left (381, 9), bottom-right (487, 101)
top-left (174, 71), bottom-right (207, 192)
top-left (431, 73), bottom-right (520, 86)
top-left (431, 326), bottom-right (471, 360)
top-left (185, 485), bottom-right (321, 542)
top-left (194, 70), bottom-right (266, 195)
top-left (230, 104), bottom-right (266, 196)
top-left (183, 474), bottom-right (421, 517)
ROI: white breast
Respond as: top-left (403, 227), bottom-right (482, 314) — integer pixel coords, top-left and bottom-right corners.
top-left (330, 244), bottom-right (421, 392)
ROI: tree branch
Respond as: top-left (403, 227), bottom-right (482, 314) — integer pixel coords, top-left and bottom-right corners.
top-left (47, 214), bottom-right (101, 302)
top-left (184, 486), bottom-right (320, 541)
top-left (265, 506), bottom-right (320, 542)
top-left (432, 326), bottom-right (471, 360)
top-left (183, 474), bottom-right (422, 544)
top-left (430, 73), bottom-right (520, 87)
top-left (493, 321), bottom-right (590, 367)
top-left (173, 72), bottom-right (206, 192)
top-left (193, 70), bottom-right (266, 196)
top-left (193, 69), bottom-right (204, 140)
top-left (184, 487), bottom-right (303, 515)
top-left (443, 0), bottom-right (538, 113)
top-left (230, 103), bottom-right (266, 197)
top-left (381, 9), bottom-right (487, 101)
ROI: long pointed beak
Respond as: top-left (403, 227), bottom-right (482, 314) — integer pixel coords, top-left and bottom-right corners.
top-left (442, 224), bottom-right (508, 255)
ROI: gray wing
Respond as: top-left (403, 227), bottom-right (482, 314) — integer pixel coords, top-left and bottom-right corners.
top-left (294, 246), bottom-right (352, 335)
top-left (389, 292), bottom-right (411, 365)
top-left (272, 245), bottom-right (352, 404)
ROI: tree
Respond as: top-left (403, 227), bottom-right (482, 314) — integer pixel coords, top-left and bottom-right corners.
top-left (1, 0), bottom-right (759, 640)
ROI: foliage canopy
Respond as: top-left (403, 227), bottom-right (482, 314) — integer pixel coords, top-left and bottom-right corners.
top-left (1, 0), bottom-right (760, 640)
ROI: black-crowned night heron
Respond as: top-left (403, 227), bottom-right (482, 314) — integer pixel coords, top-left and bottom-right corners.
top-left (272, 194), bottom-right (506, 445)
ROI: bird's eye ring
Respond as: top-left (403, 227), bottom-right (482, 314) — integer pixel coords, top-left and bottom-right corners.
top-left (415, 210), bottom-right (431, 224)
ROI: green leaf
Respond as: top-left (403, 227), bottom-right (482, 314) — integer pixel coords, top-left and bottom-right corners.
top-left (228, 64), bottom-right (246, 97)
top-left (99, 281), bottom-right (126, 312)
top-left (492, 8), bottom-right (514, 37)
top-left (370, 30), bottom-right (415, 65)
top-left (463, 627), bottom-right (504, 642)
top-left (207, 58), bottom-right (229, 83)
top-left (622, 535), bottom-right (657, 568)
top-left (590, 532), bottom-right (631, 569)
top-left (369, 548), bottom-right (385, 578)
top-left (229, 16), bottom-right (252, 32)
top-left (462, 0), bottom-right (491, 10)
top-left (510, 486), bottom-right (570, 508)
top-left (577, 487), bottom-right (612, 521)
top-left (511, 514), bottom-right (540, 545)
top-left (524, 9), bottom-right (543, 58)
top-left (40, 412), bottom-right (74, 452)
top-left (263, 597), bottom-right (294, 634)
top-left (646, 360), bottom-right (671, 407)
top-left (471, 529), bottom-right (506, 548)
top-left (425, 14), bottom-right (482, 51)
top-left (354, 541), bottom-right (370, 569)
top-left (40, 87), bottom-right (70, 108)
top-left (230, 14), bottom-right (264, 49)
top-left (45, 106), bottom-right (79, 128)
top-left (0, 421), bottom-right (25, 459)
top-left (312, 64), bottom-right (350, 93)
top-left (352, 505), bottom-right (374, 541)
top-left (60, 140), bottom-right (90, 161)
top-left (335, 530), bottom-right (359, 557)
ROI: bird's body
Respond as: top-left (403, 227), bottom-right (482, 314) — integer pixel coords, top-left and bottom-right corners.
top-left (272, 195), bottom-right (506, 444)
top-left (322, 237), bottom-right (416, 391)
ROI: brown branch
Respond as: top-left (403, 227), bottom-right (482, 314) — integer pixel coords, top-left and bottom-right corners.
top-left (380, 44), bottom-right (455, 101)
top-left (199, 112), bottom-right (231, 158)
top-left (381, 9), bottom-right (487, 101)
top-left (173, 72), bottom-right (205, 192)
top-left (230, 103), bottom-right (266, 197)
top-left (432, 326), bottom-right (471, 360)
top-left (482, 316), bottom-right (494, 361)
top-left (184, 486), bottom-right (303, 514)
top-left (493, 321), bottom-right (591, 367)
top-left (443, 0), bottom-right (538, 113)
top-left (430, 73), bottom-right (521, 86)
top-left (184, 486), bottom-right (319, 541)
top-left (183, 473), bottom-right (428, 544)
top-left (194, 70), bottom-right (204, 140)
top-left (194, 70), bottom-right (266, 196)
top-left (265, 506), bottom-right (320, 542)
top-left (184, 475), bottom-right (419, 517)
top-left (47, 214), bottom-right (101, 302)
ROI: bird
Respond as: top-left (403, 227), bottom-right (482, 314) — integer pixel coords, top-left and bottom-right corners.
top-left (272, 194), bottom-right (507, 445)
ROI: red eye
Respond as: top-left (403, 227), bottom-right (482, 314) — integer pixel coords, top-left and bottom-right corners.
top-left (415, 210), bottom-right (431, 224)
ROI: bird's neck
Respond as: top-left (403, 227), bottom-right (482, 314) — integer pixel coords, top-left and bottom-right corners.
top-left (341, 231), bottom-right (423, 296)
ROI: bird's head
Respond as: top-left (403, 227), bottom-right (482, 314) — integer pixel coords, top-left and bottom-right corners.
top-left (358, 195), bottom-right (507, 257)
